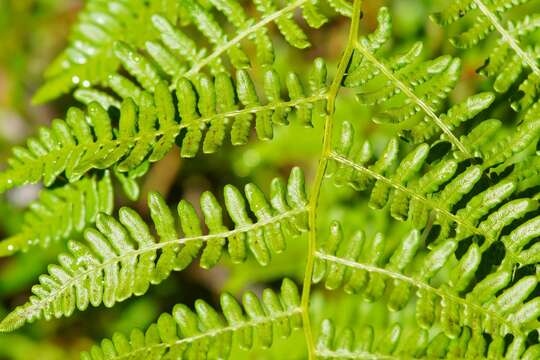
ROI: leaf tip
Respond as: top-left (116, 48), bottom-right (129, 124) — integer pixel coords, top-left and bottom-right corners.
top-left (0, 308), bottom-right (26, 333)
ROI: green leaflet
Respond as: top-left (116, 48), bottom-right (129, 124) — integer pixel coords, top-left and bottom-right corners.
top-left (32, 0), bottom-right (161, 104)
top-left (34, 0), bottom-right (335, 105)
top-left (328, 120), bottom-right (540, 244)
top-left (316, 319), bottom-right (485, 359)
top-left (0, 63), bottom-right (327, 194)
top-left (343, 7), bottom-right (475, 154)
top-left (0, 168), bottom-right (308, 332)
top-left (432, 0), bottom-right (540, 112)
top-left (316, 319), bottom-right (529, 358)
top-left (0, 172), bottom-right (114, 257)
top-left (80, 279), bottom-right (301, 360)
top-left (313, 221), bottom-right (537, 342)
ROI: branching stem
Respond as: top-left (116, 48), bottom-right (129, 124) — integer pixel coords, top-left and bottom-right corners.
top-left (300, 0), bottom-right (363, 358)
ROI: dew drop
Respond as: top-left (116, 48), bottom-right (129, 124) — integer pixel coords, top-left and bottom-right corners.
top-left (72, 76), bottom-right (80, 84)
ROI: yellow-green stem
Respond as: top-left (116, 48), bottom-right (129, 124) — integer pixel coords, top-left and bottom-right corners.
top-left (299, 0), bottom-right (363, 358)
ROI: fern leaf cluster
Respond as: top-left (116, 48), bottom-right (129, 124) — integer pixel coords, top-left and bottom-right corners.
top-left (81, 279), bottom-right (301, 360)
top-left (33, 0), bottom-right (167, 104)
top-left (0, 169), bottom-right (308, 332)
top-left (345, 7), bottom-right (503, 155)
top-left (432, 0), bottom-right (540, 112)
top-left (36, 0), bottom-right (339, 106)
top-left (0, 172), bottom-right (113, 256)
top-left (329, 117), bottom-right (540, 236)
top-left (313, 221), bottom-right (538, 341)
top-left (2, 0), bottom-right (540, 358)
top-left (347, 8), bottom-right (461, 124)
top-left (0, 65), bottom-right (327, 194)
top-left (317, 319), bottom-right (540, 359)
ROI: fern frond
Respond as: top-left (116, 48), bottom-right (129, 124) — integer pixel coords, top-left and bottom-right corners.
top-left (0, 166), bottom-right (150, 257)
top-left (313, 222), bottom-right (538, 342)
top-left (316, 319), bottom-right (435, 359)
top-left (180, 0), bottom-right (319, 68)
top-left (87, 21), bottom-right (330, 107)
top-left (405, 92), bottom-right (495, 145)
top-left (0, 172), bottom-right (114, 257)
top-left (323, 122), bottom-right (540, 340)
top-left (0, 168), bottom-right (308, 332)
top-left (80, 279), bottom-right (301, 359)
top-left (32, 0), bottom-right (165, 104)
top-left (327, 120), bottom-right (540, 245)
top-left (317, 319), bottom-right (537, 359)
top-left (0, 63), bottom-right (327, 193)
top-left (344, 7), bottom-right (471, 155)
top-left (432, 0), bottom-right (540, 111)
top-left (36, 0), bottom-right (337, 104)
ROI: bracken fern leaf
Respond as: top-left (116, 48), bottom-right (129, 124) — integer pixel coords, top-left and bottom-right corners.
top-left (81, 279), bottom-right (301, 360)
top-left (0, 64), bottom-right (327, 194)
top-left (0, 168), bottom-right (308, 332)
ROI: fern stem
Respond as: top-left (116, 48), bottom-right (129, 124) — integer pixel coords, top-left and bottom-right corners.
top-left (473, 0), bottom-right (540, 76)
top-left (353, 42), bottom-right (471, 156)
top-left (300, 1), bottom-right (363, 358)
top-left (315, 252), bottom-right (523, 336)
top-left (185, 0), bottom-right (309, 77)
